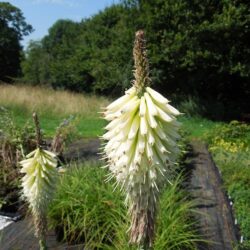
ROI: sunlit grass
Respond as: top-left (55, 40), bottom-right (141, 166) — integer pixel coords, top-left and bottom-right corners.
top-left (1, 84), bottom-right (220, 139)
top-left (0, 84), bottom-right (108, 137)
top-left (179, 116), bottom-right (219, 139)
top-left (0, 84), bottom-right (108, 117)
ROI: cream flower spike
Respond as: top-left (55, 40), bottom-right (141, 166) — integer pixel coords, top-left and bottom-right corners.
top-left (20, 113), bottom-right (58, 250)
top-left (20, 147), bottom-right (58, 248)
top-left (102, 30), bottom-right (181, 249)
top-left (20, 148), bottom-right (58, 213)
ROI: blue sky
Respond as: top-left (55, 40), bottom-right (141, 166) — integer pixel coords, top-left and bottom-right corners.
top-left (4, 0), bottom-right (120, 48)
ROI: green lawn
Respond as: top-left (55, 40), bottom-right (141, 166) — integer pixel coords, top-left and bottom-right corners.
top-left (179, 116), bottom-right (220, 139)
top-left (0, 84), bottom-right (108, 138)
top-left (6, 105), bottom-right (218, 139)
top-left (5, 105), bottom-right (106, 138)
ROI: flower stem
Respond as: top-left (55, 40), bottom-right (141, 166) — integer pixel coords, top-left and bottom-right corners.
top-left (33, 112), bottom-right (42, 148)
top-left (133, 30), bottom-right (151, 96)
top-left (39, 239), bottom-right (47, 250)
top-left (35, 212), bottom-right (48, 250)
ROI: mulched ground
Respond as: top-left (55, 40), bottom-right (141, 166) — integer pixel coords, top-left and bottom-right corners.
top-left (187, 140), bottom-right (238, 250)
top-left (63, 138), bottom-right (101, 162)
top-left (0, 139), bottom-right (238, 250)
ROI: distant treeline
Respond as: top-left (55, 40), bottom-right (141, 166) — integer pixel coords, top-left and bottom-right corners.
top-left (1, 1), bottom-right (250, 120)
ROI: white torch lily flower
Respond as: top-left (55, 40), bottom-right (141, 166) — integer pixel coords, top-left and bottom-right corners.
top-left (20, 148), bottom-right (58, 211)
top-left (102, 30), bottom-right (181, 248)
top-left (20, 148), bottom-right (58, 246)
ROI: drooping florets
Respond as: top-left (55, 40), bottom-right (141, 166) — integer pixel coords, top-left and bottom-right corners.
top-left (102, 30), bottom-right (181, 248)
top-left (20, 148), bottom-right (58, 237)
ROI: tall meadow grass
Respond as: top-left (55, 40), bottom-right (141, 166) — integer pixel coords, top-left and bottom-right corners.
top-left (0, 84), bottom-right (109, 117)
top-left (0, 84), bottom-right (109, 136)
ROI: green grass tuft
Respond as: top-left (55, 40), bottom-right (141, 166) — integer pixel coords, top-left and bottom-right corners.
top-left (48, 162), bottom-right (128, 249)
top-left (154, 175), bottom-right (200, 250)
top-left (48, 162), bottom-right (201, 249)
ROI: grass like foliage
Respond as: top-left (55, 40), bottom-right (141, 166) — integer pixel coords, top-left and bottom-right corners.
top-left (154, 174), bottom-right (199, 250)
top-left (48, 163), bottom-right (127, 249)
top-left (180, 116), bottom-right (219, 139)
top-left (48, 163), bottom-right (200, 249)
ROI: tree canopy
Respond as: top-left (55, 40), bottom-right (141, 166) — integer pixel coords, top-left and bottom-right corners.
top-left (0, 2), bottom-right (33, 82)
top-left (20, 0), bottom-right (250, 119)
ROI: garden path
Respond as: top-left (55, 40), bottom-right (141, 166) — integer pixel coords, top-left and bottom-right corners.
top-left (187, 140), bottom-right (238, 249)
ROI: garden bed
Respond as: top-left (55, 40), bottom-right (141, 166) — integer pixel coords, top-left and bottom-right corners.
top-left (0, 139), bottom-right (240, 250)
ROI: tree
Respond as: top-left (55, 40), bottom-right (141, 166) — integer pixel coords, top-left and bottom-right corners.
top-left (0, 2), bottom-right (33, 82)
top-left (21, 0), bottom-right (250, 119)
top-left (23, 5), bottom-right (135, 94)
top-left (124, 0), bottom-right (250, 119)
top-left (77, 4), bottom-right (135, 95)
top-left (21, 41), bottom-right (50, 85)
top-left (42, 20), bottom-right (87, 91)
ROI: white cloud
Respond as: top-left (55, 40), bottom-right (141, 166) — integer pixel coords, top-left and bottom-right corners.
top-left (32, 0), bottom-right (79, 7)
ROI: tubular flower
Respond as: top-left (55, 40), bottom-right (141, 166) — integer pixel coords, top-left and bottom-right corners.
top-left (102, 30), bottom-right (181, 248)
top-left (20, 148), bottom-right (58, 240)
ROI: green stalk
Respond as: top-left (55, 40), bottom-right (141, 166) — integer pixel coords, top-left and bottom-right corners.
top-left (39, 239), bottom-right (47, 250)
